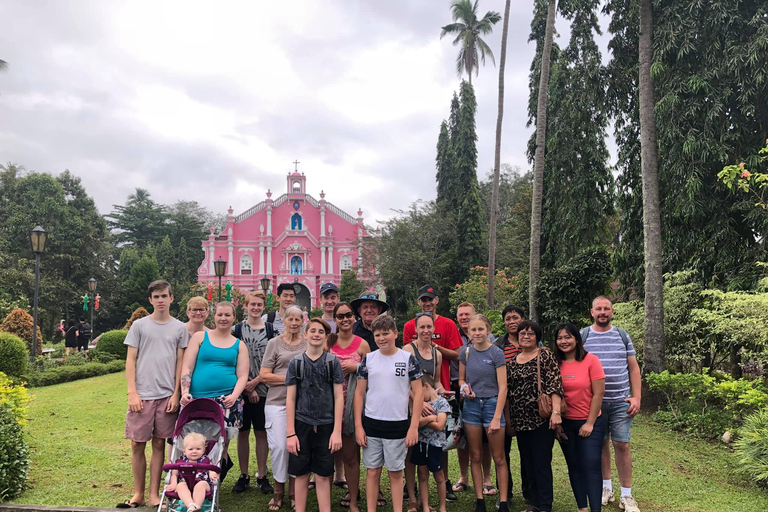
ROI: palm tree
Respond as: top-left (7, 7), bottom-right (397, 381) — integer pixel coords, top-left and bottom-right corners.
top-left (0, 60), bottom-right (7, 71)
top-left (528, 0), bottom-right (557, 324)
top-left (440, 0), bottom-right (501, 85)
top-left (486, 0), bottom-right (511, 308)
top-left (639, 0), bottom-right (665, 373)
top-left (127, 188), bottom-right (152, 205)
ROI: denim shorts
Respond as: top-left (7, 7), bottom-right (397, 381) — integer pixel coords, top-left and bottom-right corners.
top-left (462, 396), bottom-right (505, 428)
top-left (601, 400), bottom-right (633, 443)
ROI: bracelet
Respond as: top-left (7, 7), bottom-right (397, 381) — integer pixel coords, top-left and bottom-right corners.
top-left (287, 434), bottom-right (297, 438)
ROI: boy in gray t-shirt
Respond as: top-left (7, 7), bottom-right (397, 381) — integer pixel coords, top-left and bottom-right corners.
top-left (120, 281), bottom-right (188, 509)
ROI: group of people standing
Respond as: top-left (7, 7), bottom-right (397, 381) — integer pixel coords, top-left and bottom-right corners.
top-left (118, 279), bottom-right (642, 512)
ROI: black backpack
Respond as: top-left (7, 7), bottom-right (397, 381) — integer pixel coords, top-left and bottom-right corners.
top-left (233, 320), bottom-right (275, 341)
top-left (79, 323), bottom-right (92, 341)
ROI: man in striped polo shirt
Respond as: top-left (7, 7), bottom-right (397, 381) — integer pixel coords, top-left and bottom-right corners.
top-left (582, 296), bottom-right (642, 512)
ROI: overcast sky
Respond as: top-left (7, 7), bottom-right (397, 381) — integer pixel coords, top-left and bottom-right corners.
top-left (0, 0), bottom-right (611, 228)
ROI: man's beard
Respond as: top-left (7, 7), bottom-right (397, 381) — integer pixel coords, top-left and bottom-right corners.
top-left (595, 316), bottom-right (611, 327)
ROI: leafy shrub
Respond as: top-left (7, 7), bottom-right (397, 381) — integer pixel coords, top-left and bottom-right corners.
top-left (0, 408), bottom-right (29, 500)
top-left (93, 329), bottom-right (129, 360)
top-left (26, 360), bottom-right (124, 387)
top-left (449, 266), bottom-right (522, 314)
top-left (123, 307), bottom-right (149, 330)
top-left (89, 350), bottom-right (117, 364)
top-left (0, 372), bottom-right (29, 426)
top-left (735, 408), bottom-right (768, 487)
top-left (612, 301), bottom-right (645, 365)
top-left (646, 371), bottom-right (768, 439)
top-left (0, 308), bottom-right (43, 357)
top-left (0, 333), bottom-right (29, 380)
top-left (0, 294), bottom-right (30, 325)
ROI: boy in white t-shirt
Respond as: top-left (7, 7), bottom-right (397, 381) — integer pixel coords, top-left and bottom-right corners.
top-left (354, 315), bottom-right (423, 512)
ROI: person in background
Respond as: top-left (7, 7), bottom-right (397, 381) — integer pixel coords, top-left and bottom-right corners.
top-left (555, 322), bottom-right (606, 512)
top-left (582, 297), bottom-right (641, 512)
top-left (350, 293), bottom-right (389, 351)
top-left (77, 316), bottom-right (92, 357)
top-left (262, 283), bottom-right (297, 335)
top-left (184, 297), bottom-right (209, 339)
top-left (506, 320), bottom-right (563, 512)
top-left (65, 319), bottom-right (79, 357)
top-left (320, 283), bottom-right (341, 333)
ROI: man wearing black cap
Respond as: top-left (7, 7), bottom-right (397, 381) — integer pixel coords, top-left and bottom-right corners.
top-left (350, 292), bottom-right (389, 351)
top-left (319, 283), bottom-right (340, 333)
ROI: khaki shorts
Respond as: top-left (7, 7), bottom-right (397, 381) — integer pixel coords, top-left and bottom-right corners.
top-left (124, 397), bottom-right (178, 443)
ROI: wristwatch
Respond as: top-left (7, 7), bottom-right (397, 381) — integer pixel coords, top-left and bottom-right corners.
top-left (552, 411), bottom-right (561, 415)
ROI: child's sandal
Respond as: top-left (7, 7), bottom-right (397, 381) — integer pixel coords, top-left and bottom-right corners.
top-left (267, 494), bottom-right (283, 511)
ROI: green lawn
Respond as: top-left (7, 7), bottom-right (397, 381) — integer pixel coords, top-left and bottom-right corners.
top-left (14, 372), bottom-right (767, 511)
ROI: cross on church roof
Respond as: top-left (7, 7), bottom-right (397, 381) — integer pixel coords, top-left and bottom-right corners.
top-left (293, 159), bottom-right (300, 171)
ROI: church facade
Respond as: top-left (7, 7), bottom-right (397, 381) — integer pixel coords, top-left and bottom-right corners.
top-left (197, 171), bottom-right (368, 309)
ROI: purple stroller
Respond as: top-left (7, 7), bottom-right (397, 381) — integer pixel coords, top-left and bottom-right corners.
top-left (159, 399), bottom-right (225, 512)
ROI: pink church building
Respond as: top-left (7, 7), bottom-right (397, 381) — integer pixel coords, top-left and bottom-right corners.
top-left (197, 171), bottom-right (368, 309)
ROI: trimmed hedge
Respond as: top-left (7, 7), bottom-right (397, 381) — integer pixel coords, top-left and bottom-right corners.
top-left (0, 407), bottom-right (29, 500)
top-left (0, 333), bottom-right (28, 380)
top-left (26, 360), bottom-right (124, 387)
top-left (93, 329), bottom-right (128, 360)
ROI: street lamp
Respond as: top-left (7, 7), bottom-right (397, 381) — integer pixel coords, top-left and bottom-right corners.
top-left (260, 276), bottom-right (271, 293)
top-left (214, 257), bottom-right (227, 302)
top-left (29, 226), bottom-right (47, 361)
top-left (88, 278), bottom-right (97, 344)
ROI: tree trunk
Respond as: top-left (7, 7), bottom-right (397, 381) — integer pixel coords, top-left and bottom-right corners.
top-left (487, 0), bottom-right (511, 309)
top-left (639, 0), bottom-right (666, 374)
top-left (730, 344), bottom-right (742, 379)
top-left (528, 0), bottom-right (556, 324)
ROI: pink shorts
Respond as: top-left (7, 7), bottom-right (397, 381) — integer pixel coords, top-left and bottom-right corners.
top-left (124, 397), bottom-right (178, 442)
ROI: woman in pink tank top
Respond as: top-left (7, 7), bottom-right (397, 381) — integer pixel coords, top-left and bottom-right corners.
top-left (328, 302), bottom-right (370, 512)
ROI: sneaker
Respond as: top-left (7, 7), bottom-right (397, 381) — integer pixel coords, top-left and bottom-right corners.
top-left (601, 487), bottom-right (615, 506)
top-left (256, 476), bottom-right (274, 495)
top-left (445, 481), bottom-right (458, 502)
top-left (231, 474), bottom-right (250, 493)
top-left (473, 499), bottom-right (487, 512)
top-left (619, 495), bottom-right (640, 512)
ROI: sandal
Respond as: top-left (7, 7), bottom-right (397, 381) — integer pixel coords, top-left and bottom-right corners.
top-left (268, 494), bottom-right (283, 511)
top-left (407, 504), bottom-right (418, 512)
top-left (290, 494), bottom-right (296, 510)
top-left (377, 491), bottom-right (387, 507)
top-left (452, 481), bottom-right (469, 493)
top-left (308, 480), bottom-right (316, 491)
top-left (340, 492), bottom-right (351, 508)
top-left (334, 480), bottom-right (348, 490)
top-left (483, 485), bottom-right (498, 496)
top-left (116, 500), bottom-right (144, 509)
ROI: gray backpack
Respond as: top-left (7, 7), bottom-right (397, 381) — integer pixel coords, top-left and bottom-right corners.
top-left (580, 327), bottom-right (631, 350)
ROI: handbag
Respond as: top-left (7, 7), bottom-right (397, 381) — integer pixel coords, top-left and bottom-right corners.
top-left (536, 349), bottom-right (567, 420)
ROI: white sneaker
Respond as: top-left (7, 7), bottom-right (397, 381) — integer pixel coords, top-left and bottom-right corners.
top-left (619, 495), bottom-right (640, 512)
top-left (601, 487), bottom-right (615, 506)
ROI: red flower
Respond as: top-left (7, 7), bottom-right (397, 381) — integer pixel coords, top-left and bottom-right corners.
top-left (742, 171), bottom-right (752, 178)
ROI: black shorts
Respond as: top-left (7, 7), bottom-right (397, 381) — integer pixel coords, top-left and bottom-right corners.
top-left (79, 340), bottom-right (89, 351)
top-left (288, 420), bottom-right (334, 478)
top-left (410, 442), bottom-right (443, 473)
top-left (239, 397), bottom-right (266, 432)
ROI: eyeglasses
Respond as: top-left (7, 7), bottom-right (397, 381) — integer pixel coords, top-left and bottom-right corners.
top-left (518, 332), bottom-right (536, 339)
top-left (335, 312), bottom-right (355, 320)
top-left (188, 308), bottom-right (207, 314)
top-left (415, 312), bottom-right (433, 318)
top-left (359, 294), bottom-right (378, 300)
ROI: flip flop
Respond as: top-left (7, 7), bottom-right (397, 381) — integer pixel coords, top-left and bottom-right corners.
top-left (482, 485), bottom-right (498, 496)
top-left (340, 492), bottom-right (351, 508)
top-left (377, 491), bottom-right (387, 507)
top-left (116, 500), bottom-right (143, 508)
top-left (334, 480), bottom-right (348, 490)
top-left (452, 482), bottom-right (469, 492)
top-left (308, 480), bottom-right (316, 491)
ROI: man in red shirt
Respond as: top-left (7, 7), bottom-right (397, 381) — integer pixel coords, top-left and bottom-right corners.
top-left (402, 285), bottom-right (462, 502)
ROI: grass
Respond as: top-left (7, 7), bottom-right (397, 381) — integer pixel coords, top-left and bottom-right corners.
top-left (13, 372), bottom-right (768, 512)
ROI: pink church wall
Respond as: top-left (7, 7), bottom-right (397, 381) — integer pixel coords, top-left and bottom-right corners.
top-left (198, 172), bottom-right (368, 308)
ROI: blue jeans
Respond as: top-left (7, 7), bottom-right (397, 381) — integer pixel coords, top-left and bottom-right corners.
top-left (559, 416), bottom-right (606, 512)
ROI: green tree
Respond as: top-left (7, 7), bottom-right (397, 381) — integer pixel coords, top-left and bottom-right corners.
top-left (435, 121), bottom-right (452, 204)
top-left (157, 235), bottom-right (175, 283)
top-left (440, 0), bottom-right (501, 85)
top-left (123, 255), bottom-right (160, 313)
top-left (339, 269), bottom-right (366, 304)
top-left (487, 0), bottom-right (511, 308)
top-left (106, 188), bottom-right (166, 248)
top-left (527, 0), bottom-right (557, 323)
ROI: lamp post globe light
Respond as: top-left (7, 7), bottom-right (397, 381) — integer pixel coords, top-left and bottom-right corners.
top-left (29, 225), bottom-right (48, 361)
top-left (214, 257), bottom-right (227, 302)
top-left (88, 278), bottom-right (97, 344)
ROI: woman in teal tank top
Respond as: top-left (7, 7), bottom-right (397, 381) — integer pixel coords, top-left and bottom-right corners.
top-left (180, 301), bottom-right (249, 477)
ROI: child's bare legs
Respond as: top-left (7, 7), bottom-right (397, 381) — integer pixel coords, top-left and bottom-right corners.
top-left (465, 425), bottom-right (485, 499)
top-left (388, 469), bottom-right (404, 512)
top-left (418, 466), bottom-right (431, 512)
top-left (487, 429), bottom-right (508, 504)
top-left (341, 435), bottom-right (361, 512)
top-left (334, 451), bottom-right (346, 484)
top-left (314, 475), bottom-right (332, 512)
top-left (192, 481), bottom-right (210, 508)
top-left (405, 448), bottom-right (417, 506)
top-left (455, 446), bottom-right (470, 488)
top-left (175, 480), bottom-right (210, 509)
top-left (366, 468), bottom-right (383, 512)
top-left (294, 474), bottom-right (310, 512)
top-left (237, 430), bottom-right (251, 475)
top-left (482, 446), bottom-right (493, 489)
top-left (255, 430), bottom-right (269, 478)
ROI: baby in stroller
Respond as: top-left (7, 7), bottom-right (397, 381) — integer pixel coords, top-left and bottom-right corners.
top-left (167, 433), bottom-right (219, 512)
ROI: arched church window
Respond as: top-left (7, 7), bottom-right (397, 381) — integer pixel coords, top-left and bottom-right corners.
top-left (291, 213), bottom-right (303, 230)
top-left (292, 181), bottom-right (301, 193)
top-left (290, 256), bottom-right (303, 275)
top-left (340, 255), bottom-right (353, 272)
top-left (240, 254), bottom-right (253, 275)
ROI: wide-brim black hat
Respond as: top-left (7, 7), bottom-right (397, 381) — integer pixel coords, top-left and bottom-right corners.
top-left (350, 293), bottom-right (389, 315)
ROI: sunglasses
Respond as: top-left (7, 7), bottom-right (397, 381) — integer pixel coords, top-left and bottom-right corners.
top-left (335, 312), bottom-right (355, 320)
top-left (359, 294), bottom-right (378, 300)
top-left (415, 312), bottom-right (433, 318)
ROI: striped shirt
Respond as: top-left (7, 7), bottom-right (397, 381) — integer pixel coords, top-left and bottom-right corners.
top-left (582, 326), bottom-right (636, 402)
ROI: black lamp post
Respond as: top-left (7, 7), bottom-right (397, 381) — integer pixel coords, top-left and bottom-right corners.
top-left (214, 257), bottom-right (227, 302)
top-left (29, 226), bottom-right (47, 361)
top-left (88, 278), bottom-right (97, 343)
top-left (260, 276), bottom-right (271, 293)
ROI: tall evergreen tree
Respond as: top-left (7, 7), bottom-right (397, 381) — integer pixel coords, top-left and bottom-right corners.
top-left (106, 188), bottom-right (166, 248)
top-left (436, 121), bottom-right (452, 204)
top-left (157, 235), bottom-right (175, 282)
top-left (175, 237), bottom-right (191, 286)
